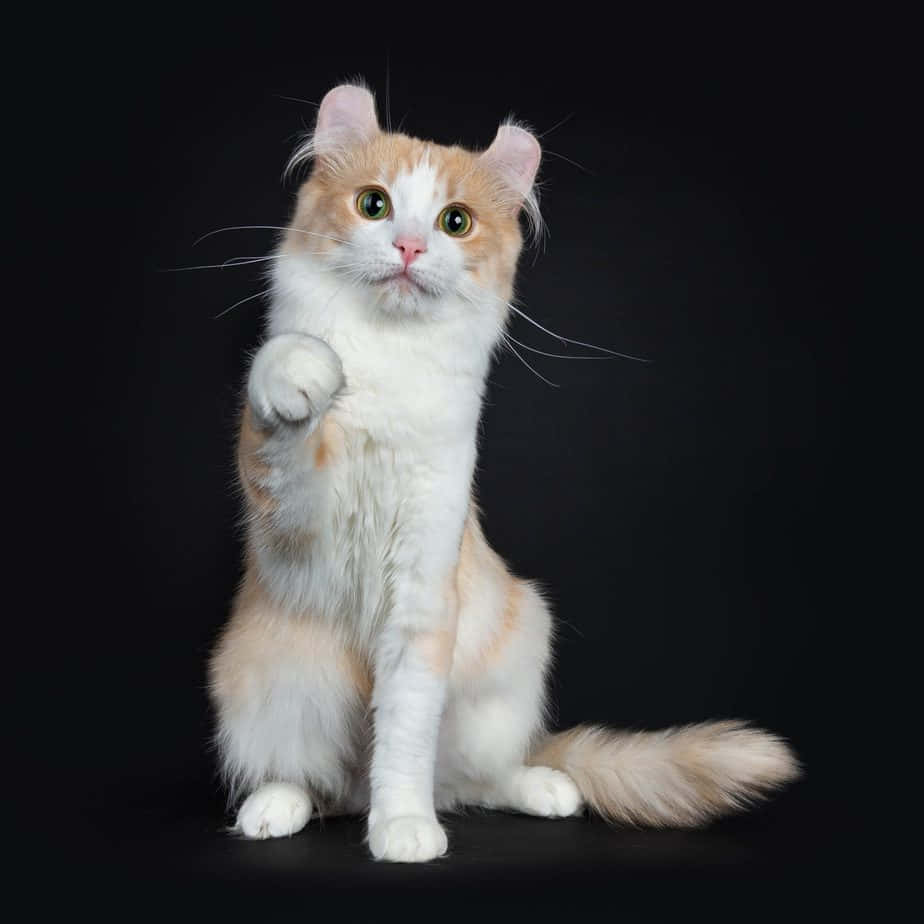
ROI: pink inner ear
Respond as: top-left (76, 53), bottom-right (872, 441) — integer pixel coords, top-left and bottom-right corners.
top-left (480, 125), bottom-right (542, 197)
top-left (315, 85), bottom-right (379, 152)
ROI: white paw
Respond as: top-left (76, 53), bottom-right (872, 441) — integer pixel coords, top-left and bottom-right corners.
top-left (248, 333), bottom-right (344, 426)
top-left (236, 782), bottom-right (312, 839)
top-left (513, 767), bottom-right (583, 818)
top-left (368, 815), bottom-right (448, 863)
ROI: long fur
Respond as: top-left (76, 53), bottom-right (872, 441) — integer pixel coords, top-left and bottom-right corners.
top-left (529, 720), bottom-right (800, 827)
top-left (207, 83), bottom-right (800, 862)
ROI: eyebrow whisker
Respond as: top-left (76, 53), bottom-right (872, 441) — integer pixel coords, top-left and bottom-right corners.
top-left (536, 112), bottom-right (575, 139)
top-left (541, 147), bottom-right (593, 175)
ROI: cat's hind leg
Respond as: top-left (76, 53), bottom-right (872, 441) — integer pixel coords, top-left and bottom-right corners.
top-left (436, 545), bottom-right (582, 818)
top-left (438, 520), bottom-right (798, 826)
top-left (466, 765), bottom-right (583, 818)
top-left (208, 574), bottom-right (371, 839)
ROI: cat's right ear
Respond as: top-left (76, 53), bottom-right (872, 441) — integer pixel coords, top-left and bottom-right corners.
top-left (314, 85), bottom-right (380, 156)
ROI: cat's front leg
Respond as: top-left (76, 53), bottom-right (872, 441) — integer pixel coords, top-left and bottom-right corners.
top-left (367, 565), bottom-right (460, 862)
top-left (239, 332), bottom-right (344, 546)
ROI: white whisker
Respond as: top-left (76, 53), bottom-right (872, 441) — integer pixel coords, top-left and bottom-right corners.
top-left (542, 147), bottom-right (592, 175)
top-left (506, 302), bottom-right (650, 362)
top-left (192, 225), bottom-right (352, 247)
top-left (213, 287), bottom-right (271, 320)
top-left (164, 249), bottom-right (347, 273)
top-left (162, 256), bottom-right (279, 273)
top-left (537, 113), bottom-right (575, 139)
top-left (505, 333), bottom-right (616, 360)
top-left (276, 94), bottom-right (319, 107)
top-left (502, 336), bottom-right (560, 388)
top-left (463, 279), bottom-right (650, 362)
top-left (385, 53), bottom-right (393, 133)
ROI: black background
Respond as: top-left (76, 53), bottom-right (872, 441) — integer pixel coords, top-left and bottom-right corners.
top-left (51, 9), bottom-right (866, 914)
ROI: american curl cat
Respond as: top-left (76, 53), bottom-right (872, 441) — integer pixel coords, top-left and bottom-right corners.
top-left (208, 83), bottom-right (799, 863)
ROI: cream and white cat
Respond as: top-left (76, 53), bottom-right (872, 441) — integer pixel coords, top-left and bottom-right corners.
top-left (208, 84), bottom-right (799, 863)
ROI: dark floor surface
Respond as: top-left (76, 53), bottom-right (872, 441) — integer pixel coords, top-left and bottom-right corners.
top-left (78, 773), bottom-right (849, 917)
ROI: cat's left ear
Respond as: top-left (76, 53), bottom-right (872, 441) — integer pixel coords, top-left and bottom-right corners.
top-left (479, 123), bottom-right (542, 200)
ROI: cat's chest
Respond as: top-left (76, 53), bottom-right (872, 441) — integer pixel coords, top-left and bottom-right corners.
top-left (315, 419), bottom-right (475, 628)
top-left (329, 335), bottom-right (485, 450)
top-left (322, 406), bottom-right (475, 527)
top-left (319, 372), bottom-right (479, 549)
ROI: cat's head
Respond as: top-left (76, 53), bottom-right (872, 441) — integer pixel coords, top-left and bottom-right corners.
top-left (281, 84), bottom-right (541, 320)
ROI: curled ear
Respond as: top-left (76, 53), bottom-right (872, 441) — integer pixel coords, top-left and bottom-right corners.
top-left (479, 123), bottom-right (542, 199)
top-left (314, 84), bottom-right (379, 156)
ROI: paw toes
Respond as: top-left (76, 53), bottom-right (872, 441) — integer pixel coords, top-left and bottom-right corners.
top-left (236, 783), bottom-right (312, 839)
top-left (516, 768), bottom-right (583, 818)
top-left (368, 815), bottom-right (448, 863)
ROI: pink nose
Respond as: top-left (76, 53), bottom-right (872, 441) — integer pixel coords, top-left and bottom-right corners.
top-left (394, 235), bottom-right (427, 267)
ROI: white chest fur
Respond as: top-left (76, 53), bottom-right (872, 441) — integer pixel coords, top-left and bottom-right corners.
top-left (257, 253), bottom-right (497, 637)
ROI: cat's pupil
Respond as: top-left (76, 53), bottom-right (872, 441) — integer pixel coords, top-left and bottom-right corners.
top-left (447, 210), bottom-right (463, 231)
top-left (365, 193), bottom-right (384, 215)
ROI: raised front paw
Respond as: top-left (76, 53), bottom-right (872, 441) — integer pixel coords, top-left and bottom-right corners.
top-left (368, 815), bottom-right (448, 863)
top-left (247, 333), bottom-right (344, 426)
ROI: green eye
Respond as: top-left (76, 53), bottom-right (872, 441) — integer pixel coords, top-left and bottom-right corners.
top-left (356, 188), bottom-right (391, 220)
top-left (438, 205), bottom-right (473, 237)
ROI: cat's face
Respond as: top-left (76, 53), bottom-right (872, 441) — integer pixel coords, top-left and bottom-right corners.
top-left (283, 86), bottom-right (541, 320)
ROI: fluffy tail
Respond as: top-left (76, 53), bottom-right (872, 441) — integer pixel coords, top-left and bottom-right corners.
top-left (528, 720), bottom-right (800, 827)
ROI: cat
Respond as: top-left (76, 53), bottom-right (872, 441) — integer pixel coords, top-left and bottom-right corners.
top-left (208, 83), bottom-right (799, 863)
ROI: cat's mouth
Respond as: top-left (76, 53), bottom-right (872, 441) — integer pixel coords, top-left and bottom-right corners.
top-left (380, 269), bottom-right (430, 295)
